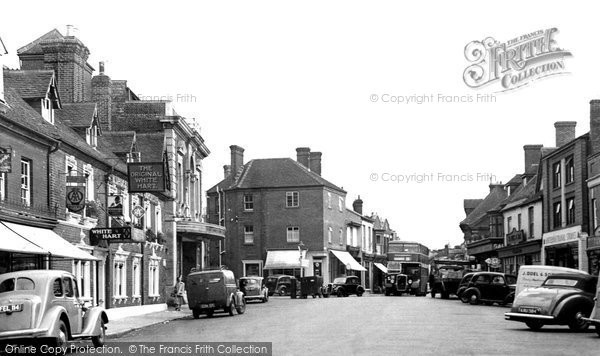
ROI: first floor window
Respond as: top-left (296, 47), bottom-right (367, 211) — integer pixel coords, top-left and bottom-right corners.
top-left (528, 206), bottom-right (535, 239)
top-left (328, 227), bottom-right (333, 244)
top-left (287, 226), bottom-right (300, 243)
top-left (286, 192), bottom-right (299, 208)
top-left (149, 259), bottom-right (160, 297)
top-left (339, 228), bottom-right (343, 245)
top-left (553, 202), bottom-right (562, 228)
top-left (567, 198), bottom-right (576, 225)
top-left (20, 159), bottom-right (31, 206)
top-left (593, 198), bottom-right (599, 232)
top-left (243, 194), bottom-right (254, 211)
top-left (244, 225), bottom-right (254, 244)
top-left (132, 257), bottom-right (141, 297)
top-left (113, 257), bottom-right (127, 298)
top-left (0, 172), bottom-right (5, 201)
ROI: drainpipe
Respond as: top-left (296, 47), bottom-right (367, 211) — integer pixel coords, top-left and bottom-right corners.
top-left (47, 141), bottom-right (60, 270)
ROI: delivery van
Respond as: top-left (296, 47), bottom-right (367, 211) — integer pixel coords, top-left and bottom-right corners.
top-left (514, 265), bottom-right (588, 297)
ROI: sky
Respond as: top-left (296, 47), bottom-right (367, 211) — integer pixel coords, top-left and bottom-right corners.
top-left (1, 1), bottom-right (599, 250)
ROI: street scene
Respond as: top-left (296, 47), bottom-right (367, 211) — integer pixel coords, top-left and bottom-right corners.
top-left (2, 1), bottom-right (600, 355)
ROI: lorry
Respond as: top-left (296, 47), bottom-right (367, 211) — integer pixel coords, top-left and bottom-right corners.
top-left (429, 259), bottom-right (472, 299)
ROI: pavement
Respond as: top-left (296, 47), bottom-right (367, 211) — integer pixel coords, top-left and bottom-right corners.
top-left (106, 307), bottom-right (189, 338)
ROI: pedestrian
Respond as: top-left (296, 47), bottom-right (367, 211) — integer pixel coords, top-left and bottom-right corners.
top-left (174, 276), bottom-right (185, 311)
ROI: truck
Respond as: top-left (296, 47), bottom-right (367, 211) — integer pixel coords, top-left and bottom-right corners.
top-left (429, 259), bottom-right (472, 299)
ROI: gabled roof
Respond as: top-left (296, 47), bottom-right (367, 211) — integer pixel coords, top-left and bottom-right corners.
top-left (460, 186), bottom-right (507, 227)
top-left (208, 158), bottom-right (345, 194)
top-left (55, 103), bottom-right (97, 128)
top-left (136, 132), bottom-right (166, 162)
top-left (17, 29), bottom-right (63, 55)
top-left (3, 70), bottom-right (59, 104)
top-left (502, 176), bottom-right (541, 211)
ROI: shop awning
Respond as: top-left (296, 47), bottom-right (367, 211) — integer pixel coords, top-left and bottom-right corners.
top-left (0, 221), bottom-right (48, 254)
top-left (331, 250), bottom-right (367, 271)
top-left (2, 222), bottom-right (99, 261)
top-left (264, 250), bottom-right (308, 269)
top-left (374, 262), bottom-right (388, 274)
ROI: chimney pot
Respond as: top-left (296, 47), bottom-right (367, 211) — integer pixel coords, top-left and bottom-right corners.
top-left (590, 100), bottom-right (600, 155)
top-left (554, 121), bottom-right (577, 147)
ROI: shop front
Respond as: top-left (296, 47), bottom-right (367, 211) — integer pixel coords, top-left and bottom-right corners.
top-left (329, 249), bottom-right (366, 284)
top-left (542, 226), bottom-right (587, 272)
top-left (466, 237), bottom-right (504, 271)
top-left (263, 249), bottom-right (309, 279)
top-left (496, 237), bottom-right (542, 276)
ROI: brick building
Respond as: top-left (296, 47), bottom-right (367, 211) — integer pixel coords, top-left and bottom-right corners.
top-left (206, 146), bottom-right (364, 284)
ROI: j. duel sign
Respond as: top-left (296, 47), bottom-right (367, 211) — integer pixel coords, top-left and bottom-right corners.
top-left (127, 162), bottom-right (166, 193)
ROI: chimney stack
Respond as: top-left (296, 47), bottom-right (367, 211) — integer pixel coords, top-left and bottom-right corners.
top-left (99, 61), bottom-right (105, 75)
top-left (590, 100), bottom-right (600, 155)
top-left (523, 145), bottom-right (543, 174)
top-left (489, 183), bottom-right (505, 193)
top-left (223, 165), bottom-right (231, 178)
top-left (230, 145), bottom-right (244, 175)
top-left (296, 147), bottom-right (310, 169)
top-left (353, 196), bottom-right (363, 215)
top-left (554, 121), bottom-right (577, 147)
top-left (309, 152), bottom-right (322, 175)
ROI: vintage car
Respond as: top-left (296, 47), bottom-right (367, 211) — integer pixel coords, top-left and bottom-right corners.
top-left (265, 275), bottom-right (295, 296)
top-left (456, 272), bottom-right (475, 301)
top-left (239, 276), bottom-right (268, 303)
top-left (384, 273), bottom-right (410, 296)
top-left (0, 270), bottom-right (108, 347)
top-left (330, 276), bottom-right (365, 297)
top-left (458, 272), bottom-right (516, 305)
top-left (505, 273), bottom-right (598, 331)
top-left (186, 269), bottom-right (246, 319)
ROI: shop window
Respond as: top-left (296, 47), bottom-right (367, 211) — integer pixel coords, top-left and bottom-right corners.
top-left (244, 225), bottom-right (254, 244)
top-left (243, 194), bottom-right (254, 211)
top-left (552, 162), bottom-right (561, 189)
top-left (567, 198), bottom-right (576, 225)
top-left (553, 202), bottom-right (562, 228)
top-left (287, 226), bottom-right (299, 243)
top-left (565, 156), bottom-right (574, 184)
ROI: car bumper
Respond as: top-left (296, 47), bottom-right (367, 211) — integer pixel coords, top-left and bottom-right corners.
top-left (504, 312), bottom-right (555, 322)
top-left (0, 328), bottom-right (48, 340)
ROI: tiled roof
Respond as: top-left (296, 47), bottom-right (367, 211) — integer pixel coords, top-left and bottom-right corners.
top-left (506, 174), bottom-right (523, 186)
top-left (55, 103), bottom-right (96, 128)
top-left (136, 132), bottom-right (166, 162)
top-left (208, 158), bottom-right (345, 194)
top-left (464, 199), bottom-right (483, 212)
top-left (460, 186), bottom-right (507, 227)
top-left (1, 88), bottom-right (60, 141)
top-left (98, 131), bottom-right (136, 156)
top-left (502, 176), bottom-right (540, 211)
top-left (17, 29), bottom-right (63, 55)
top-left (4, 70), bottom-right (55, 100)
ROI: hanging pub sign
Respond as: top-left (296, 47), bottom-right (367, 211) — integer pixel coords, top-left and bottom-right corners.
top-left (0, 147), bottom-right (11, 173)
top-left (66, 186), bottom-right (86, 213)
top-left (107, 195), bottom-right (123, 216)
top-left (91, 226), bottom-right (135, 244)
top-left (127, 162), bottom-right (166, 193)
top-left (132, 205), bottom-right (145, 219)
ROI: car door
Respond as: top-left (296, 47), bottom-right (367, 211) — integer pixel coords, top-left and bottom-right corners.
top-left (62, 276), bottom-right (82, 334)
top-left (348, 278), bottom-right (358, 294)
top-left (474, 274), bottom-right (491, 299)
top-left (489, 275), bottom-right (508, 301)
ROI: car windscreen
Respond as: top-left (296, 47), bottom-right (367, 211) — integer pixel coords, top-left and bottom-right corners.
top-left (543, 278), bottom-right (579, 287)
top-left (459, 275), bottom-right (473, 284)
top-left (241, 279), bottom-right (259, 286)
top-left (0, 277), bottom-right (35, 293)
top-left (333, 278), bottom-right (346, 284)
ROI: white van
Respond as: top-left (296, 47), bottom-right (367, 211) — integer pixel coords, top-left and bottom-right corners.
top-left (514, 265), bottom-right (588, 297)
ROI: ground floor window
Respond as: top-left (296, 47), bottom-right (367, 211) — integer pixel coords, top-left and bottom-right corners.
top-left (113, 255), bottom-right (128, 298)
top-left (243, 260), bottom-right (263, 277)
top-left (149, 258), bottom-right (160, 297)
top-left (132, 257), bottom-right (141, 298)
top-left (73, 260), bottom-right (92, 300)
top-left (545, 244), bottom-right (578, 270)
top-left (589, 250), bottom-right (600, 276)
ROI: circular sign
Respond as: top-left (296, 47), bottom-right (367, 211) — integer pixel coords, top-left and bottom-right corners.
top-left (67, 188), bottom-right (84, 205)
top-left (346, 263), bottom-right (352, 270)
top-left (132, 205), bottom-right (145, 219)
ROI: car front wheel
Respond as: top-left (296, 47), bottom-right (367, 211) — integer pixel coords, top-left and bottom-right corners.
top-left (236, 298), bottom-right (246, 314)
top-left (228, 300), bottom-right (235, 316)
top-left (526, 321), bottom-right (544, 331)
top-left (91, 320), bottom-right (106, 347)
top-left (52, 320), bottom-right (68, 351)
top-left (468, 291), bottom-right (480, 305)
top-left (568, 308), bottom-right (590, 331)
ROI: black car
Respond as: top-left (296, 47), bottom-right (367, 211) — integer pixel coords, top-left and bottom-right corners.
top-left (265, 275), bottom-right (295, 296)
top-left (459, 272), bottom-right (516, 306)
top-left (330, 276), bottom-right (365, 297)
top-left (456, 273), bottom-right (475, 300)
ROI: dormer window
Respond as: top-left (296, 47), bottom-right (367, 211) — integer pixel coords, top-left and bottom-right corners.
top-left (86, 125), bottom-right (98, 148)
top-left (41, 97), bottom-right (54, 124)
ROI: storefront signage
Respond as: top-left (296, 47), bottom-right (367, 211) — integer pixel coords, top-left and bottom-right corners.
top-left (507, 229), bottom-right (525, 246)
top-left (0, 148), bottom-right (12, 173)
top-left (543, 226), bottom-right (581, 247)
top-left (127, 162), bottom-right (166, 193)
top-left (90, 227), bottom-right (144, 244)
top-left (588, 236), bottom-right (600, 250)
top-left (66, 186), bottom-right (85, 213)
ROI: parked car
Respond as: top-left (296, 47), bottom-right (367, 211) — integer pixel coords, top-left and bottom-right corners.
top-left (0, 270), bottom-right (108, 348)
top-left (186, 269), bottom-right (246, 319)
top-left (239, 276), bottom-right (268, 303)
top-left (330, 276), bottom-right (365, 297)
top-left (265, 275), bottom-right (295, 296)
top-left (384, 273), bottom-right (410, 296)
top-left (299, 276), bottom-right (323, 299)
top-left (458, 272), bottom-right (516, 306)
top-left (456, 272), bottom-right (475, 301)
top-left (505, 273), bottom-right (598, 331)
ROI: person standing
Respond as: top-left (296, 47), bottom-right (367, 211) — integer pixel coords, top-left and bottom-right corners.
top-left (174, 276), bottom-right (185, 311)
